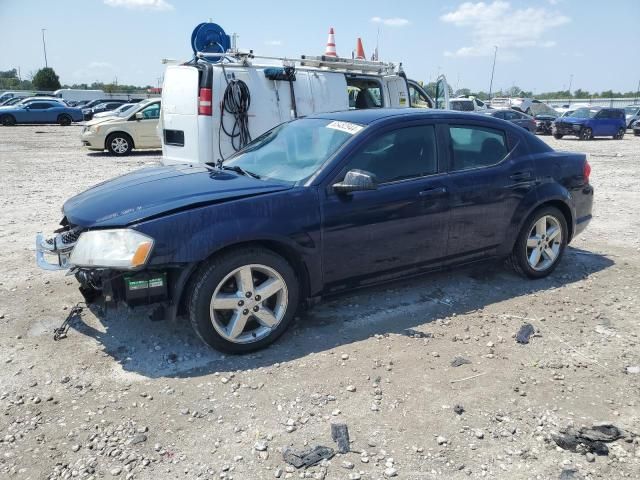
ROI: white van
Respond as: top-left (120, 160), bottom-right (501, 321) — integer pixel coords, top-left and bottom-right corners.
top-left (160, 53), bottom-right (446, 165)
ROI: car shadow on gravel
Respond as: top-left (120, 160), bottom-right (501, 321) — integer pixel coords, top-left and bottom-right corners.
top-left (67, 246), bottom-right (613, 379)
top-left (86, 150), bottom-right (163, 158)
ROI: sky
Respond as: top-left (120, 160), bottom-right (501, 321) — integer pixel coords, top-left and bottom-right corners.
top-left (1, 0), bottom-right (639, 94)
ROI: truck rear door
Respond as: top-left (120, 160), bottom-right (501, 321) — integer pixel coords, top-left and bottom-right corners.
top-left (161, 64), bottom-right (213, 165)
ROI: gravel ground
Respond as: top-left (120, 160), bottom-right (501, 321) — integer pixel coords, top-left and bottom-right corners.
top-left (0, 125), bottom-right (639, 480)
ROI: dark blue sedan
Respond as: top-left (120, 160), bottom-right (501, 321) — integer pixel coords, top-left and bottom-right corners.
top-left (0, 100), bottom-right (83, 126)
top-left (36, 109), bottom-right (593, 353)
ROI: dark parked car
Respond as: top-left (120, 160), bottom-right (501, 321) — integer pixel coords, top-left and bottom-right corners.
top-left (633, 122), bottom-right (640, 136)
top-left (534, 114), bottom-right (557, 135)
top-left (83, 100), bottom-right (129, 120)
top-left (484, 109), bottom-right (536, 132)
top-left (0, 96), bottom-right (28, 106)
top-left (0, 101), bottom-right (83, 126)
top-left (553, 107), bottom-right (626, 140)
top-left (36, 109), bottom-right (593, 353)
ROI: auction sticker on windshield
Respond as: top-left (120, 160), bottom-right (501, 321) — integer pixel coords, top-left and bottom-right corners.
top-left (326, 121), bottom-right (364, 135)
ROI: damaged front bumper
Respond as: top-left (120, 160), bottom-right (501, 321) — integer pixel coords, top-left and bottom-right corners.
top-left (35, 229), bottom-right (194, 321)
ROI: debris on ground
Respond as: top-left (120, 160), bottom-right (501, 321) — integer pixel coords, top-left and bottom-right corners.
top-left (283, 445), bottom-right (335, 468)
top-left (559, 468), bottom-right (580, 480)
top-left (331, 423), bottom-right (350, 453)
top-left (552, 423), bottom-right (626, 455)
top-left (453, 404), bottom-right (465, 415)
top-left (625, 365), bottom-right (640, 374)
top-left (515, 323), bottom-right (535, 344)
top-left (451, 356), bottom-right (472, 367)
top-left (402, 329), bottom-right (432, 338)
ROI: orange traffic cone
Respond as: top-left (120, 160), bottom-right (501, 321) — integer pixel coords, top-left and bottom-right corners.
top-left (325, 27), bottom-right (337, 57)
top-left (355, 38), bottom-right (366, 60)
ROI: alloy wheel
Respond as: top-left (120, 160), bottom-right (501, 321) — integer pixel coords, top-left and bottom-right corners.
top-left (209, 264), bottom-right (288, 344)
top-left (111, 137), bottom-right (129, 154)
top-left (580, 128), bottom-right (592, 140)
top-left (526, 215), bottom-right (562, 271)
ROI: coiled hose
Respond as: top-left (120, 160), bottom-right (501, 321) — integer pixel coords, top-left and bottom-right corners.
top-left (219, 78), bottom-right (251, 155)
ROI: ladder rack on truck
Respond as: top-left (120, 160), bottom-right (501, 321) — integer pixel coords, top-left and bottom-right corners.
top-left (194, 51), bottom-right (400, 75)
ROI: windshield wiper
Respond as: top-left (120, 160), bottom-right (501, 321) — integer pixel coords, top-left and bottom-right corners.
top-left (221, 164), bottom-right (261, 179)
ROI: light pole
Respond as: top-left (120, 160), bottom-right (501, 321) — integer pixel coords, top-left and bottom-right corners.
top-left (41, 29), bottom-right (48, 68)
top-left (488, 45), bottom-right (498, 99)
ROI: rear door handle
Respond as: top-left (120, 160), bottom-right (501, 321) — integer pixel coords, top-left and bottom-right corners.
top-left (418, 186), bottom-right (448, 198)
top-left (510, 171), bottom-right (533, 182)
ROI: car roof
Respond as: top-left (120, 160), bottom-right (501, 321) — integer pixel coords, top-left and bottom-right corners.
top-left (308, 108), bottom-right (504, 126)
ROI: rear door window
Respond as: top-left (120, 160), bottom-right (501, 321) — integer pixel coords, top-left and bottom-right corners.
top-left (449, 126), bottom-right (507, 172)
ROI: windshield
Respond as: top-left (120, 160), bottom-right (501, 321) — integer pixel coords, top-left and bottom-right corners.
top-left (570, 108), bottom-right (598, 119)
top-left (117, 104), bottom-right (136, 116)
top-left (624, 107), bottom-right (639, 115)
top-left (450, 100), bottom-right (474, 112)
top-left (224, 118), bottom-right (359, 184)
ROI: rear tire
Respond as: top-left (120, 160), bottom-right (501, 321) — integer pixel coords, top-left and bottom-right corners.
top-left (58, 114), bottom-right (72, 126)
top-left (553, 133), bottom-right (563, 139)
top-left (614, 128), bottom-right (624, 140)
top-left (509, 206), bottom-right (568, 279)
top-left (1, 114), bottom-right (16, 126)
top-left (106, 132), bottom-right (133, 156)
top-left (188, 248), bottom-right (300, 354)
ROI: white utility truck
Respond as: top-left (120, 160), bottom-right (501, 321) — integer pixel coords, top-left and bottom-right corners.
top-left (160, 51), bottom-right (448, 165)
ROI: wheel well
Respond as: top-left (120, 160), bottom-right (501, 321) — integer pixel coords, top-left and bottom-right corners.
top-left (177, 240), bottom-right (311, 316)
top-left (58, 113), bottom-right (71, 119)
top-left (540, 200), bottom-right (574, 240)
top-left (105, 131), bottom-right (135, 149)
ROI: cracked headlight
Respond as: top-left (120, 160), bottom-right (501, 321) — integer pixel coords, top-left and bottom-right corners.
top-left (70, 229), bottom-right (154, 269)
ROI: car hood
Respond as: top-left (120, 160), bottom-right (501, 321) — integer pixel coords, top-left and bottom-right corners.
top-left (84, 116), bottom-right (123, 127)
top-left (557, 116), bottom-right (587, 124)
top-left (63, 165), bottom-right (292, 228)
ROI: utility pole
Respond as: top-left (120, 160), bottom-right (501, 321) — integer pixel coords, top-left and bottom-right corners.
top-left (636, 79), bottom-right (640, 105)
top-left (488, 45), bottom-right (498, 99)
top-left (41, 29), bottom-right (48, 68)
top-left (568, 73), bottom-right (573, 95)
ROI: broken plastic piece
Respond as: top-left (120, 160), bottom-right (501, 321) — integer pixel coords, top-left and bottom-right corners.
top-left (516, 323), bottom-right (535, 344)
top-left (331, 423), bottom-right (350, 453)
top-left (282, 445), bottom-right (334, 469)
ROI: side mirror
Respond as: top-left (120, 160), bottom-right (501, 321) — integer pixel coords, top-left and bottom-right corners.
top-left (333, 169), bottom-right (377, 194)
top-left (135, 112), bottom-right (144, 120)
top-left (24, 105), bottom-right (31, 110)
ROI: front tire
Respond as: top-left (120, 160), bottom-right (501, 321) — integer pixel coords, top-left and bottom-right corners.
top-left (1, 114), bottom-right (16, 126)
top-left (614, 128), bottom-right (624, 140)
top-left (509, 206), bottom-right (568, 279)
top-left (58, 114), bottom-right (72, 126)
top-left (579, 127), bottom-right (593, 141)
top-left (106, 132), bottom-right (132, 156)
top-left (553, 133), bottom-right (563, 139)
top-left (188, 248), bottom-right (300, 353)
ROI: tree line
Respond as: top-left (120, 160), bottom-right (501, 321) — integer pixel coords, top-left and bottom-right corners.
top-left (2, 68), bottom-right (638, 100)
top-left (0, 68), bottom-right (152, 93)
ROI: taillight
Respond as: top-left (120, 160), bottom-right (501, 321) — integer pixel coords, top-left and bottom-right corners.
top-left (584, 160), bottom-right (591, 183)
top-left (198, 88), bottom-right (212, 116)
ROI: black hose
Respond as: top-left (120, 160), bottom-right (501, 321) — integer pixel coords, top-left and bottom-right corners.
top-left (220, 78), bottom-right (251, 154)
